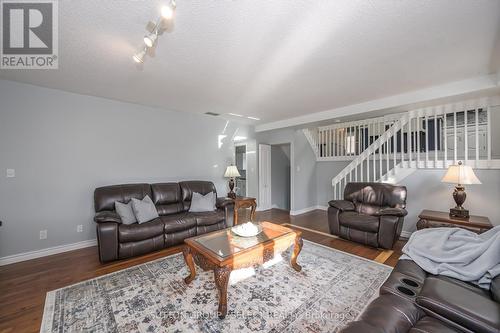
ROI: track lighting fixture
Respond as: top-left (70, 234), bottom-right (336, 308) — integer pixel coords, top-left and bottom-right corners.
top-left (143, 31), bottom-right (158, 48)
top-left (161, 1), bottom-right (176, 20)
top-left (133, 48), bottom-right (147, 63)
top-left (132, 0), bottom-right (176, 64)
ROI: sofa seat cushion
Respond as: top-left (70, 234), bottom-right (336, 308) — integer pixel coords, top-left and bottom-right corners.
top-left (188, 210), bottom-right (225, 226)
top-left (416, 276), bottom-right (500, 333)
top-left (340, 211), bottom-right (379, 233)
top-left (160, 213), bottom-right (197, 233)
top-left (409, 316), bottom-right (461, 333)
top-left (118, 218), bottom-right (165, 243)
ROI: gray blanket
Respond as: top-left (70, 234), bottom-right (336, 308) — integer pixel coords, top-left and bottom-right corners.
top-left (401, 225), bottom-right (500, 289)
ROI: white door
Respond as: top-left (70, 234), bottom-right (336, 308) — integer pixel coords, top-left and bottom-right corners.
top-left (259, 144), bottom-right (272, 210)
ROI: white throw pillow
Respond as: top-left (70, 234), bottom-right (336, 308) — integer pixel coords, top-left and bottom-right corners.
top-left (189, 192), bottom-right (216, 212)
top-left (115, 201), bottom-right (137, 225)
top-left (131, 195), bottom-right (159, 224)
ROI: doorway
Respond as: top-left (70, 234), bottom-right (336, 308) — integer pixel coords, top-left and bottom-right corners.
top-left (234, 144), bottom-right (247, 196)
top-left (270, 143), bottom-right (291, 211)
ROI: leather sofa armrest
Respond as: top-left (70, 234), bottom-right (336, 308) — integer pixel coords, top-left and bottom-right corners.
top-left (96, 222), bottom-right (119, 262)
top-left (491, 275), bottom-right (500, 303)
top-left (416, 276), bottom-right (500, 333)
top-left (94, 211), bottom-right (122, 224)
top-left (216, 197), bottom-right (234, 209)
top-left (374, 207), bottom-right (408, 217)
top-left (328, 200), bottom-right (355, 211)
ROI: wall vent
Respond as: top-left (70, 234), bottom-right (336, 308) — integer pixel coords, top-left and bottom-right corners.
top-left (205, 112), bottom-right (220, 116)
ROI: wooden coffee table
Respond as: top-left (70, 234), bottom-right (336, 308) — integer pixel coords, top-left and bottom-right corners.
top-left (182, 222), bottom-right (303, 319)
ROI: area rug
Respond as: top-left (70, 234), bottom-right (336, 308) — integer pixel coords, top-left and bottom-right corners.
top-left (41, 241), bottom-right (391, 332)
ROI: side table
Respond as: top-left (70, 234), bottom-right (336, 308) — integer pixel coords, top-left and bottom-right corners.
top-left (417, 209), bottom-right (492, 234)
top-left (233, 196), bottom-right (257, 225)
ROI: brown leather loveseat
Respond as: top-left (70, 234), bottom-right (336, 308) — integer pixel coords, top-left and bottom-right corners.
top-left (341, 259), bottom-right (500, 333)
top-left (328, 182), bottom-right (408, 249)
top-left (93, 181), bottom-right (233, 262)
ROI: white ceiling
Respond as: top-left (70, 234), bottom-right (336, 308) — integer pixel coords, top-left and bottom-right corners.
top-left (1, 0), bottom-right (499, 126)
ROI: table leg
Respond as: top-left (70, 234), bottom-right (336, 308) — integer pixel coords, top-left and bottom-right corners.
top-left (290, 235), bottom-right (303, 272)
top-left (214, 266), bottom-right (231, 319)
top-left (182, 247), bottom-right (196, 284)
top-left (233, 204), bottom-right (238, 226)
top-left (250, 202), bottom-right (256, 221)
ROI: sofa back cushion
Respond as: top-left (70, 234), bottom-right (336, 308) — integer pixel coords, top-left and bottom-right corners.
top-left (179, 181), bottom-right (217, 211)
top-left (344, 182), bottom-right (407, 215)
top-left (151, 183), bottom-right (184, 216)
top-left (94, 183), bottom-right (152, 212)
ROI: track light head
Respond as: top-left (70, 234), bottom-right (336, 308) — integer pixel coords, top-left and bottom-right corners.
top-left (133, 49), bottom-right (147, 63)
top-left (161, 1), bottom-right (176, 20)
top-left (143, 32), bottom-right (158, 48)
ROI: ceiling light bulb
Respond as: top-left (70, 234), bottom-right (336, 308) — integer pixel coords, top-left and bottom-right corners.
top-left (143, 32), bottom-right (158, 48)
top-left (133, 49), bottom-right (146, 63)
top-left (161, 1), bottom-right (176, 19)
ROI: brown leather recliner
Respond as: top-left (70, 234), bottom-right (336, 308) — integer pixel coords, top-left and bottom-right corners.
top-left (328, 182), bottom-right (408, 249)
top-left (93, 181), bottom-right (233, 263)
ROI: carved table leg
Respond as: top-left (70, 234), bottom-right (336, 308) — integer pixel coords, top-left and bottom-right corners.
top-left (290, 235), bottom-right (303, 272)
top-left (250, 202), bottom-right (256, 221)
top-left (233, 203), bottom-right (239, 226)
top-left (182, 247), bottom-right (196, 284)
top-left (214, 266), bottom-right (231, 319)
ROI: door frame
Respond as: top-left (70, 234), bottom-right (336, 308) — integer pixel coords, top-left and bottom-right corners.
top-left (258, 141), bottom-right (294, 212)
top-left (233, 142), bottom-right (248, 197)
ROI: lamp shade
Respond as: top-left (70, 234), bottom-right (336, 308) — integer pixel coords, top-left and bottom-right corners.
top-left (441, 163), bottom-right (481, 185)
top-left (224, 165), bottom-right (241, 178)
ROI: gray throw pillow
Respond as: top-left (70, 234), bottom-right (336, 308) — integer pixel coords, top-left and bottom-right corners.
top-left (115, 201), bottom-right (137, 225)
top-left (189, 192), bottom-right (216, 212)
top-left (131, 195), bottom-right (159, 224)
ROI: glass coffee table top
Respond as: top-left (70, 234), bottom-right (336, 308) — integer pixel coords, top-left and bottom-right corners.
top-left (191, 222), bottom-right (293, 258)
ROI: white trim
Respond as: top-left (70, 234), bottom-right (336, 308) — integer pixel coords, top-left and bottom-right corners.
top-left (0, 239), bottom-right (97, 266)
top-left (400, 230), bottom-right (413, 239)
top-left (290, 205), bottom-right (326, 215)
top-left (256, 74), bottom-right (498, 132)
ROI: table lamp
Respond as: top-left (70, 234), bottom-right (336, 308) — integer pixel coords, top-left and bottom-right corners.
top-left (224, 165), bottom-right (241, 199)
top-left (441, 161), bottom-right (481, 218)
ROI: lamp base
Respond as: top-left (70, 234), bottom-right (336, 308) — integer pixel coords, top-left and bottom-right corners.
top-left (450, 207), bottom-right (469, 219)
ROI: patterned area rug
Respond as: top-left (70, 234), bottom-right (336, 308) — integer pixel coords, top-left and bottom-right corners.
top-left (41, 241), bottom-right (391, 332)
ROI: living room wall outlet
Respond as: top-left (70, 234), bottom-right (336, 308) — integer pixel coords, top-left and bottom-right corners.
top-left (40, 230), bottom-right (47, 240)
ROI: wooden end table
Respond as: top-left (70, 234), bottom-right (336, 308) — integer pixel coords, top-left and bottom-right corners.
top-left (233, 196), bottom-right (257, 225)
top-left (417, 209), bottom-right (492, 234)
top-left (182, 222), bottom-right (303, 319)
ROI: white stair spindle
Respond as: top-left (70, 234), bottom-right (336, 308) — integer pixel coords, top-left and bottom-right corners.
top-left (417, 114), bottom-right (421, 168)
top-left (425, 113), bottom-right (429, 168)
top-left (434, 108), bottom-right (438, 167)
top-left (443, 108), bottom-right (448, 167)
top-left (453, 111), bottom-right (457, 164)
top-left (475, 108), bottom-right (479, 163)
top-left (487, 106), bottom-right (492, 161)
top-left (464, 108), bottom-right (468, 162)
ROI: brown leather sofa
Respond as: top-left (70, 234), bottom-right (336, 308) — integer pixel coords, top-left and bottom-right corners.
top-left (341, 259), bottom-right (500, 333)
top-left (93, 181), bottom-right (233, 263)
top-left (328, 182), bottom-right (407, 249)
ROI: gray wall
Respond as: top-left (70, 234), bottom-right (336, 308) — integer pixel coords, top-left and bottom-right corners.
top-left (0, 79), bottom-right (252, 258)
top-left (490, 105), bottom-right (500, 158)
top-left (271, 144), bottom-right (291, 210)
top-left (316, 161), bottom-right (350, 206)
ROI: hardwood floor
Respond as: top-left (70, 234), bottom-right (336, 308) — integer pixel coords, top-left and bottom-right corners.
top-left (0, 208), bottom-right (405, 333)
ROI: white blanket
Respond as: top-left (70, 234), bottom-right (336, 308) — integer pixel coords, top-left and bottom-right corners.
top-left (401, 226), bottom-right (500, 289)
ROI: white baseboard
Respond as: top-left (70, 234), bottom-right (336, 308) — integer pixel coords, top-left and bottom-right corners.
top-left (0, 239), bottom-right (97, 266)
top-left (290, 205), bottom-right (327, 216)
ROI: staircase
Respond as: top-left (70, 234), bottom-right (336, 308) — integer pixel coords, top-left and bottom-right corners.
top-left (303, 98), bottom-right (500, 200)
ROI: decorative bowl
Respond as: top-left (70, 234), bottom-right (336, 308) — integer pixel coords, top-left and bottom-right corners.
top-left (231, 222), bottom-right (262, 237)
